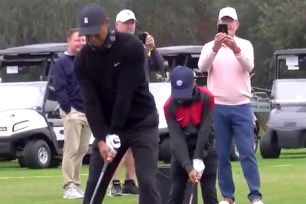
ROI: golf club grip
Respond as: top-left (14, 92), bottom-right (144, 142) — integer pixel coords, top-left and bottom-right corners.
top-left (89, 162), bottom-right (109, 204)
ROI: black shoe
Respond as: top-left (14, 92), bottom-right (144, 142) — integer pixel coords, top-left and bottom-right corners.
top-left (122, 180), bottom-right (139, 195)
top-left (109, 181), bottom-right (122, 197)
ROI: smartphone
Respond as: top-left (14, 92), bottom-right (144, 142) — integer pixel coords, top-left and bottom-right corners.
top-left (138, 32), bottom-right (148, 44)
top-left (218, 24), bottom-right (228, 34)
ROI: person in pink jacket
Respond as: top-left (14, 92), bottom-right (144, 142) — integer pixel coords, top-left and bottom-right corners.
top-left (198, 7), bottom-right (263, 204)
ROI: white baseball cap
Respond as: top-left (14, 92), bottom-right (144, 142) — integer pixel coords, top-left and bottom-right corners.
top-left (218, 7), bottom-right (238, 20)
top-left (116, 9), bottom-right (137, 22)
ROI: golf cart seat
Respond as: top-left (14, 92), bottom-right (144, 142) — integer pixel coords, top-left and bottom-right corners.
top-left (45, 99), bottom-right (59, 113)
top-left (44, 84), bottom-right (59, 113)
top-left (48, 118), bottom-right (63, 127)
top-left (44, 100), bottom-right (63, 127)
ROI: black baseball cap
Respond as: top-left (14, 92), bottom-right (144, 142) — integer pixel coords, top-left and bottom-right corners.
top-left (78, 4), bottom-right (107, 36)
top-left (170, 66), bottom-right (195, 99)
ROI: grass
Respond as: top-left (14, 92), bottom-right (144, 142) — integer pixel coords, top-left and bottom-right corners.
top-left (1, 150), bottom-right (306, 204)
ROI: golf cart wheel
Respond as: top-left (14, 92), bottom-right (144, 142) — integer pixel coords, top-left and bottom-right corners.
top-left (49, 158), bottom-right (61, 168)
top-left (17, 156), bottom-right (26, 168)
top-left (23, 140), bottom-right (52, 169)
top-left (260, 129), bottom-right (281, 159)
top-left (230, 134), bottom-right (259, 161)
top-left (159, 137), bottom-right (171, 164)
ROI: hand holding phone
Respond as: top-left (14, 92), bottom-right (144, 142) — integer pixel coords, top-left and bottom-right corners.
top-left (213, 32), bottom-right (227, 52)
top-left (138, 32), bottom-right (148, 44)
top-left (218, 24), bottom-right (228, 35)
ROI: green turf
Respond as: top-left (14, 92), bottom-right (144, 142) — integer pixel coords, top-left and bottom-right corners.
top-left (1, 150), bottom-right (306, 204)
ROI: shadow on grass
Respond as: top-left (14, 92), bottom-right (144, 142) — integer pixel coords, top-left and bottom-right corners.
top-left (280, 155), bottom-right (306, 159)
top-left (281, 151), bottom-right (306, 155)
top-left (0, 160), bottom-right (22, 169)
top-left (279, 151), bottom-right (306, 159)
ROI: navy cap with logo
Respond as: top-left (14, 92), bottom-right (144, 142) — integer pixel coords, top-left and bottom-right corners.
top-left (78, 4), bottom-right (107, 36)
top-left (170, 66), bottom-right (195, 99)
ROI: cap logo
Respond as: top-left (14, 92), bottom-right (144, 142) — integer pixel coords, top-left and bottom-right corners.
top-left (176, 80), bottom-right (183, 86)
top-left (84, 17), bottom-right (88, 24)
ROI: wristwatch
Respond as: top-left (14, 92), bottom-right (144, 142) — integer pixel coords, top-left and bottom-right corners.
top-left (233, 46), bottom-right (241, 55)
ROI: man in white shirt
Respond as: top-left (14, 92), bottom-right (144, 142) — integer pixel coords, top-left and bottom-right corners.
top-left (109, 9), bottom-right (165, 197)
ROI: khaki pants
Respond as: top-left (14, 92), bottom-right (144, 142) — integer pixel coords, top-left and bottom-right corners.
top-left (60, 108), bottom-right (91, 189)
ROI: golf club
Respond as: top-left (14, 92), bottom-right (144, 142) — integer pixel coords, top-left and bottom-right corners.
top-left (188, 181), bottom-right (196, 204)
top-left (89, 161), bottom-right (109, 204)
top-left (186, 159), bottom-right (205, 204)
top-left (89, 134), bottom-right (121, 204)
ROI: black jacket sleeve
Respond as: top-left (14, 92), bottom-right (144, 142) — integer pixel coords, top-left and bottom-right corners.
top-left (165, 102), bottom-right (194, 174)
top-left (52, 61), bottom-right (71, 114)
top-left (193, 92), bottom-right (214, 159)
top-left (110, 39), bottom-right (146, 131)
top-left (148, 48), bottom-right (165, 71)
top-left (73, 52), bottom-right (109, 141)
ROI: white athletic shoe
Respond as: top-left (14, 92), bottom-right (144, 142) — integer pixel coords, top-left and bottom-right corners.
top-left (219, 200), bottom-right (235, 204)
top-left (63, 187), bottom-right (84, 199)
top-left (75, 186), bottom-right (85, 196)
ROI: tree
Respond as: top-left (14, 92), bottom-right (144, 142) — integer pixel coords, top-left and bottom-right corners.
top-left (1, 0), bottom-right (306, 89)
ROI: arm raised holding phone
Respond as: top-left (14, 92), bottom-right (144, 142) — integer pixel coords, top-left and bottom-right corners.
top-left (197, 7), bottom-right (263, 204)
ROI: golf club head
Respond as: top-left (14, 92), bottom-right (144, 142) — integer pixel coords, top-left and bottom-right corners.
top-left (106, 134), bottom-right (121, 154)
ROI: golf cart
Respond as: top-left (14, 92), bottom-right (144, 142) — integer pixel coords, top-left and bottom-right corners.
top-left (260, 49), bottom-right (306, 158)
top-left (0, 43), bottom-right (69, 168)
top-left (156, 45), bottom-right (262, 162)
top-left (0, 43), bottom-right (178, 168)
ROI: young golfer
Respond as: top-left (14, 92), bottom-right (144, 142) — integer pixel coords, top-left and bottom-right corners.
top-left (164, 66), bottom-right (218, 204)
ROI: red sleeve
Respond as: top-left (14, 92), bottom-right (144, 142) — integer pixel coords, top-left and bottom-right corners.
top-left (198, 87), bottom-right (214, 110)
top-left (193, 86), bottom-right (214, 159)
top-left (163, 96), bottom-right (173, 121)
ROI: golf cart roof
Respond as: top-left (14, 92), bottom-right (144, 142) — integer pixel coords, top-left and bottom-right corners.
top-left (157, 45), bottom-right (203, 55)
top-left (274, 48), bottom-right (306, 56)
top-left (0, 44), bottom-right (203, 57)
top-left (0, 43), bottom-right (67, 56)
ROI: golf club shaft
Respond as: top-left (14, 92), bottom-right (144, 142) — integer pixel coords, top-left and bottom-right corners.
top-left (188, 182), bottom-right (196, 204)
top-left (89, 162), bottom-right (109, 204)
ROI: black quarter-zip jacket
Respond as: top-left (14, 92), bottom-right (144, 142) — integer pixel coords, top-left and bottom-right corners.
top-left (74, 31), bottom-right (158, 141)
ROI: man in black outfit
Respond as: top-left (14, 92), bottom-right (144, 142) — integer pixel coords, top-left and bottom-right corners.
top-left (74, 4), bottom-right (162, 204)
top-left (163, 66), bottom-right (218, 204)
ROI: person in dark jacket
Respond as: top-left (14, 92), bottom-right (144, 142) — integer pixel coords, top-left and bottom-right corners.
top-left (108, 9), bottom-right (165, 196)
top-left (74, 4), bottom-right (162, 204)
top-left (115, 9), bottom-right (165, 79)
top-left (163, 66), bottom-right (218, 204)
top-left (52, 28), bottom-right (90, 199)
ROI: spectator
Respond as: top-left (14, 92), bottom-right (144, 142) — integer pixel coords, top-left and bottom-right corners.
top-left (116, 9), bottom-right (165, 80)
top-left (107, 9), bottom-right (165, 197)
top-left (198, 7), bottom-right (264, 204)
top-left (52, 28), bottom-right (90, 199)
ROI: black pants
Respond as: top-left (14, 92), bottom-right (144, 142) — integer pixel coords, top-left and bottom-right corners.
top-left (168, 151), bottom-right (218, 204)
top-left (83, 126), bottom-right (162, 204)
